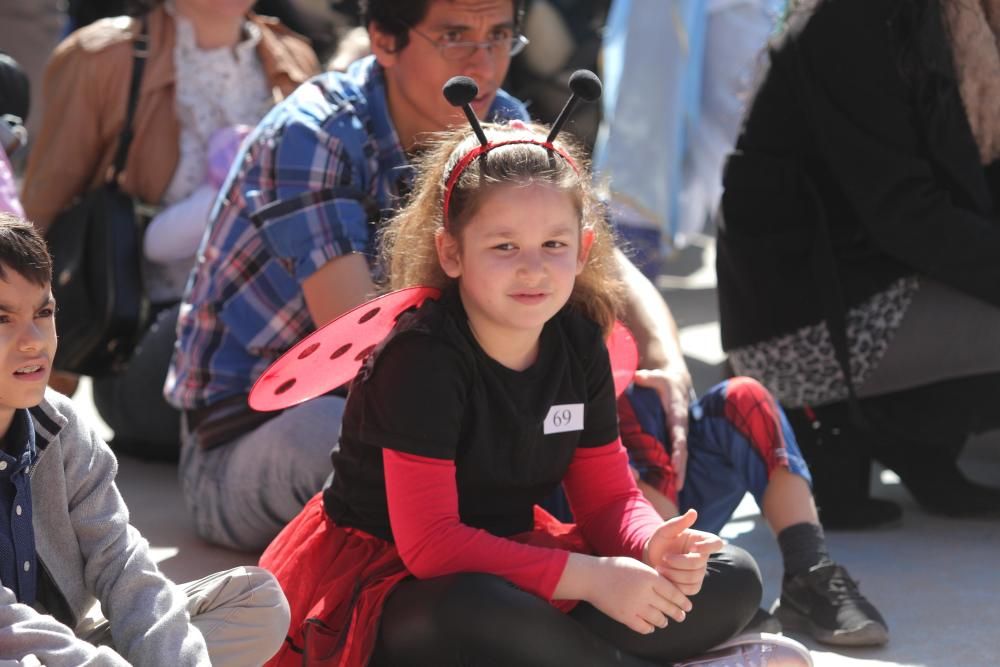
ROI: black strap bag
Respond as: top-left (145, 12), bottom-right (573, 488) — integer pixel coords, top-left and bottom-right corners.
top-left (47, 18), bottom-right (150, 377)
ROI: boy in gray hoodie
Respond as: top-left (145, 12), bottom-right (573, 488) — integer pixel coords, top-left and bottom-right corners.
top-left (0, 212), bottom-right (290, 666)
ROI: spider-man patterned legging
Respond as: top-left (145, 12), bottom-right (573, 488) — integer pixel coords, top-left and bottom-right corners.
top-left (619, 377), bottom-right (813, 535)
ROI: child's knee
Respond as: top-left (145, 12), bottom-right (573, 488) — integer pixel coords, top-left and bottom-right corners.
top-left (725, 376), bottom-right (773, 406)
top-left (722, 377), bottom-right (790, 463)
top-left (187, 566), bottom-right (291, 664)
top-left (243, 566), bottom-right (291, 658)
top-left (707, 544), bottom-right (763, 616)
top-left (226, 566), bottom-right (291, 642)
top-left (243, 566), bottom-right (290, 612)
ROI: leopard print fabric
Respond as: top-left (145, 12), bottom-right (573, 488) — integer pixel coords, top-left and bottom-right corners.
top-left (728, 276), bottom-right (919, 407)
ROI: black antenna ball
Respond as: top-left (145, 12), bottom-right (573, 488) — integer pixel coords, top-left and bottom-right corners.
top-left (568, 70), bottom-right (602, 102)
top-left (546, 69), bottom-right (603, 143)
top-left (443, 76), bottom-right (479, 107)
top-left (442, 76), bottom-right (489, 147)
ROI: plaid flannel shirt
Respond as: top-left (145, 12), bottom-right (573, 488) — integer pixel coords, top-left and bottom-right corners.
top-left (166, 56), bottom-right (527, 410)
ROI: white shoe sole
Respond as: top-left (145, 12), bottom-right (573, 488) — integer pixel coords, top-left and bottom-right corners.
top-left (674, 632), bottom-right (814, 667)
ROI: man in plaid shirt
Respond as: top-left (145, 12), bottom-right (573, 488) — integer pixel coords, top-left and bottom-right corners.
top-left (166, 0), bottom-right (532, 550)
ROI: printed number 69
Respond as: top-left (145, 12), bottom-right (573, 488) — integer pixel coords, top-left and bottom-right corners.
top-left (553, 409), bottom-right (572, 427)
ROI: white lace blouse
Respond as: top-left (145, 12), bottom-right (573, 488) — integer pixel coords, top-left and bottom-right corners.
top-left (145, 4), bottom-right (273, 304)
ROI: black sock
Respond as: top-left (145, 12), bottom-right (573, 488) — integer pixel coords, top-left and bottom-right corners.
top-left (777, 522), bottom-right (832, 579)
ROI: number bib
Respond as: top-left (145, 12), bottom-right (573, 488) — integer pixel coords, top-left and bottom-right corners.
top-left (543, 403), bottom-right (585, 435)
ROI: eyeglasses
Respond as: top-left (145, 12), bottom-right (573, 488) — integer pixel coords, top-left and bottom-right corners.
top-left (406, 24), bottom-right (529, 61)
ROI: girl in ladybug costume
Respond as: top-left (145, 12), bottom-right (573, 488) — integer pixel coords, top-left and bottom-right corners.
top-left (258, 76), bottom-right (816, 666)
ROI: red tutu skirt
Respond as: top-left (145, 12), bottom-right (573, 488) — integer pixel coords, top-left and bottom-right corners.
top-left (260, 493), bottom-right (594, 667)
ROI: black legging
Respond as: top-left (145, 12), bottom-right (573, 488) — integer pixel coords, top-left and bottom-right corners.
top-left (371, 544), bottom-right (761, 667)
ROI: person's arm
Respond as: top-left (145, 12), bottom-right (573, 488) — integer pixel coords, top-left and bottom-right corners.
top-left (561, 440), bottom-right (664, 560)
top-left (59, 407), bottom-right (210, 667)
top-left (21, 35), bottom-right (116, 233)
top-left (382, 450), bottom-right (692, 634)
top-left (251, 117), bottom-right (380, 327)
top-left (0, 584), bottom-right (131, 666)
top-left (143, 184), bottom-right (217, 263)
top-left (301, 252), bottom-right (377, 326)
top-left (616, 249), bottom-right (694, 489)
top-left (798, 1), bottom-right (1000, 305)
top-left (383, 450), bottom-right (569, 598)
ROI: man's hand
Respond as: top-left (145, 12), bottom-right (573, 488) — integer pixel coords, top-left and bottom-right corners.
top-left (643, 509), bottom-right (723, 596)
top-left (633, 366), bottom-right (693, 490)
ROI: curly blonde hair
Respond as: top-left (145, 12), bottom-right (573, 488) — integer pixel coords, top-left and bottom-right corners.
top-left (380, 121), bottom-right (623, 333)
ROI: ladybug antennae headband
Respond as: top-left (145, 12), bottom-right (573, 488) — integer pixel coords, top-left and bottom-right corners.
top-left (440, 70), bottom-right (602, 228)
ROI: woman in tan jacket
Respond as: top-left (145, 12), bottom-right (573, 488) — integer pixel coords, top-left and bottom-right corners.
top-left (22, 0), bottom-right (319, 460)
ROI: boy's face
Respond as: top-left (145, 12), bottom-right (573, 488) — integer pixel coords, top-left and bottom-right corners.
top-left (0, 270), bottom-right (55, 429)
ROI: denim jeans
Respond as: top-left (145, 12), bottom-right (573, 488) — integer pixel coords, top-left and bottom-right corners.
top-left (179, 395), bottom-right (345, 551)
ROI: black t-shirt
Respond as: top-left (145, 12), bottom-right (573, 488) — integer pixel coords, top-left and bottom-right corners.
top-left (323, 288), bottom-right (620, 541)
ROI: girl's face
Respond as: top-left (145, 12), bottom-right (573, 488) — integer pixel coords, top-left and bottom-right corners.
top-left (437, 183), bottom-right (592, 354)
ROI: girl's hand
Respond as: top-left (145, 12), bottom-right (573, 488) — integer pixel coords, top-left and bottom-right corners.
top-left (644, 509), bottom-right (723, 596)
top-left (585, 556), bottom-right (692, 635)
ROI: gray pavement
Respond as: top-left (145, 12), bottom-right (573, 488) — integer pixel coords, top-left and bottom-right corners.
top-left (75, 233), bottom-right (999, 666)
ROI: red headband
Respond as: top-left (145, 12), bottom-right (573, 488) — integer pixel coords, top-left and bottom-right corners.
top-left (442, 139), bottom-right (579, 229)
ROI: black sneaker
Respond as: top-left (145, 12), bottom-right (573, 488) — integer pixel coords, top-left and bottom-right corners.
top-left (771, 563), bottom-right (889, 647)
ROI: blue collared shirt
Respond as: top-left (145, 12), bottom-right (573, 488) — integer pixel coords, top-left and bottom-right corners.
top-left (0, 409), bottom-right (37, 604)
top-left (167, 55), bottom-right (528, 410)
